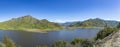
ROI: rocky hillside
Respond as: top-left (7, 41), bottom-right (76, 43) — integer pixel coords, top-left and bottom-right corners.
top-left (95, 30), bottom-right (120, 47)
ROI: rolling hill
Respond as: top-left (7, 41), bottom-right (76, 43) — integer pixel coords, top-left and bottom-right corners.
top-left (63, 18), bottom-right (119, 27)
top-left (0, 15), bottom-right (63, 31)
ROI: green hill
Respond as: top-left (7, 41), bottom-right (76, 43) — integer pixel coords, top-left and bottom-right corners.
top-left (0, 15), bottom-right (63, 31)
top-left (69, 18), bottom-right (119, 27)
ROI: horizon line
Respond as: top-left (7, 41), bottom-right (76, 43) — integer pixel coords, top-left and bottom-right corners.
top-left (0, 15), bottom-right (120, 23)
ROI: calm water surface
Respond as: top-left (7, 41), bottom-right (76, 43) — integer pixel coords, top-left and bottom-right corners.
top-left (0, 28), bottom-right (102, 47)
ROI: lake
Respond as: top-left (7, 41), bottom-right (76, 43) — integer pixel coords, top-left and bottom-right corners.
top-left (0, 28), bottom-right (102, 47)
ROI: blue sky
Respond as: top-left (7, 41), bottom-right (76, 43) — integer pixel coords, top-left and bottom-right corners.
top-left (0, 0), bottom-right (120, 23)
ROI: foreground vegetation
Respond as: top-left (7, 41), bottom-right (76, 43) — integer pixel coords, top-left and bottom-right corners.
top-left (0, 35), bottom-right (93, 47)
top-left (0, 35), bottom-right (17, 47)
top-left (94, 23), bottom-right (120, 40)
top-left (68, 18), bottom-right (119, 27)
top-left (0, 36), bottom-right (93, 47)
top-left (52, 38), bottom-right (93, 47)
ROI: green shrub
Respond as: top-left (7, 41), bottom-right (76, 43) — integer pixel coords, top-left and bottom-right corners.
top-left (52, 40), bottom-right (67, 47)
top-left (71, 38), bottom-right (93, 47)
top-left (95, 27), bottom-right (117, 40)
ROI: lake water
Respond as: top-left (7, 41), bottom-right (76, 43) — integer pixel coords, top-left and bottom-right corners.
top-left (0, 28), bottom-right (102, 47)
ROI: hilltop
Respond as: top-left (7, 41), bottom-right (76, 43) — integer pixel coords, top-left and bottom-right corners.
top-left (0, 15), bottom-right (63, 32)
top-left (63, 18), bottom-right (119, 27)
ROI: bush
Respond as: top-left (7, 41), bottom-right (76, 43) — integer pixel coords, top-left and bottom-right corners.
top-left (95, 27), bottom-right (117, 40)
top-left (52, 40), bottom-right (67, 47)
top-left (71, 38), bottom-right (85, 45)
top-left (71, 38), bottom-right (93, 47)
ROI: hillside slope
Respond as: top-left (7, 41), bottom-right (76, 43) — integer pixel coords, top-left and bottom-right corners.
top-left (0, 15), bottom-right (62, 31)
top-left (69, 18), bottom-right (119, 27)
top-left (95, 30), bottom-right (120, 47)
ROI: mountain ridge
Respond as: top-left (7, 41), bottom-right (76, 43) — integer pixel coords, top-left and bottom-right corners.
top-left (62, 18), bottom-right (119, 27)
top-left (0, 15), bottom-right (63, 31)
top-left (0, 16), bottom-right (119, 32)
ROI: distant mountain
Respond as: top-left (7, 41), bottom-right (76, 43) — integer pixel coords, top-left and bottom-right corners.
top-left (0, 16), bottom-right (119, 31)
top-left (60, 21), bottom-right (81, 27)
top-left (105, 20), bottom-right (119, 27)
top-left (67, 18), bottom-right (119, 27)
top-left (0, 15), bottom-right (62, 31)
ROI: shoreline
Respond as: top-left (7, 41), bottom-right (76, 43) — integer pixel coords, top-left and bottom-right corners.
top-left (0, 27), bottom-right (103, 33)
top-left (65, 27), bottom-right (104, 29)
top-left (0, 28), bottom-right (63, 33)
